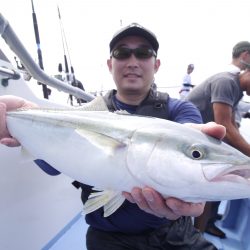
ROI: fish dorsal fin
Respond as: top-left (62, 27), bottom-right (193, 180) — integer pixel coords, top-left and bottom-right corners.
top-left (83, 189), bottom-right (125, 217)
top-left (75, 128), bottom-right (126, 155)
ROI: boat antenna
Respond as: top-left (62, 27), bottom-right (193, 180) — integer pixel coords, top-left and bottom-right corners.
top-left (31, 0), bottom-right (50, 99)
top-left (57, 5), bottom-right (77, 105)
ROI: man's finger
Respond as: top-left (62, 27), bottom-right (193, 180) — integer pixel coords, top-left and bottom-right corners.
top-left (0, 138), bottom-right (21, 147)
top-left (0, 103), bottom-right (9, 139)
top-left (185, 122), bottom-right (226, 140)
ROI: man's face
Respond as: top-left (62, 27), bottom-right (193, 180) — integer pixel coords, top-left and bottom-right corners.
top-left (107, 36), bottom-right (160, 95)
top-left (240, 51), bottom-right (250, 70)
top-left (239, 70), bottom-right (250, 95)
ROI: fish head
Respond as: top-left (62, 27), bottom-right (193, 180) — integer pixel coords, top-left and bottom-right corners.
top-left (128, 124), bottom-right (250, 201)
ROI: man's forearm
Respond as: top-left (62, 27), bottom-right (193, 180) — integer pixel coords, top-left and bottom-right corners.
top-left (225, 125), bottom-right (250, 156)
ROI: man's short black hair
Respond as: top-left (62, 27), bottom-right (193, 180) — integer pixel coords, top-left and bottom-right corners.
top-left (232, 41), bottom-right (250, 57)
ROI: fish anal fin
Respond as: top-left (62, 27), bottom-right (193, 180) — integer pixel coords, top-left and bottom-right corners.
top-left (103, 193), bottom-right (125, 217)
top-left (83, 189), bottom-right (125, 217)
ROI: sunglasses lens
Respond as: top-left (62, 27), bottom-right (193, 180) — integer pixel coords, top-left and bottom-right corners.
top-left (111, 47), bottom-right (156, 59)
top-left (134, 48), bottom-right (155, 59)
top-left (112, 48), bottom-right (131, 59)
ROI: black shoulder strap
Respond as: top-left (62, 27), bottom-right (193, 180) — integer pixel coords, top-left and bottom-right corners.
top-left (103, 88), bottom-right (169, 119)
top-left (103, 89), bottom-right (117, 112)
top-left (136, 90), bottom-right (169, 119)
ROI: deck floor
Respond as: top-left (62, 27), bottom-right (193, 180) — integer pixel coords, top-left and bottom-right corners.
top-left (42, 213), bottom-right (87, 250)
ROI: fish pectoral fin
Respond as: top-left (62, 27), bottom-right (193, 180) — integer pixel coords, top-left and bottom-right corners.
top-left (75, 128), bottom-right (126, 155)
top-left (83, 189), bottom-right (125, 217)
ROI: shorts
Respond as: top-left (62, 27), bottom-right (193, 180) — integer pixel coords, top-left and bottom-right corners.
top-left (86, 216), bottom-right (217, 250)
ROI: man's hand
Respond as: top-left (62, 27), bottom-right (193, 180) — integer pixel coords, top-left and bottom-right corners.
top-left (123, 122), bottom-right (226, 220)
top-left (0, 95), bottom-right (37, 147)
top-left (123, 188), bottom-right (205, 220)
top-left (185, 121), bottom-right (226, 140)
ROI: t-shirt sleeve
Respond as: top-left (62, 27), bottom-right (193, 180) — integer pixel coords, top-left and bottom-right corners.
top-left (210, 77), bottom-right (236, 107)
top-left (168, 98), bottom-right (203, 124)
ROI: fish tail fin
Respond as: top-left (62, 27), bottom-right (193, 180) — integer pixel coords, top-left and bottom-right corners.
top-left (83, 189), bottom-right (125, 217)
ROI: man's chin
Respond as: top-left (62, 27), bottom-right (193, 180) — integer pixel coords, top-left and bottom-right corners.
top-left (122, 82), bottom-right (143, 90)
top-left (122, 86), bottom-right (143, 94)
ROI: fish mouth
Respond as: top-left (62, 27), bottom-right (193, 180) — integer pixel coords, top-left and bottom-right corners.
top-left (202, 164), bottom-right (250, 184)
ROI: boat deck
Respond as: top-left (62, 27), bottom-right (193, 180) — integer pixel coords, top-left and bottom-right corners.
top-left (42, 213), bottom-right (87, 250)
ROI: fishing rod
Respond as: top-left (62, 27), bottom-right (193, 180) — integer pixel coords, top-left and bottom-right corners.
top-left (31, 0), bottom-right (50, 99)
top-left (57, 5), bottom-right (78, 105)
top-left (0, 13), bottom-right (94, 101)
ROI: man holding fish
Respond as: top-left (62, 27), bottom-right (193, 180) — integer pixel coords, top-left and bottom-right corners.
top-left (186, 41), bottom-right (250, 239)
top-left (0, 23), bottom-right (233, 249)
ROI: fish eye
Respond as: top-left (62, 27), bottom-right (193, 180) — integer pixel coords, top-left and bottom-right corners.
top-left (191, 149), bottom-right (203, 159)
top-left (187, 144), bottom-right (205, 160)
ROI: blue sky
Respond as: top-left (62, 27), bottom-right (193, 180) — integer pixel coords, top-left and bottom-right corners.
top-left (1, 0), bottom-right (250, 98)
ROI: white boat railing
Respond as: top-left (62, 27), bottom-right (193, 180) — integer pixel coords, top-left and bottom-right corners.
top-left (0, 13), bottom-right (94, 102)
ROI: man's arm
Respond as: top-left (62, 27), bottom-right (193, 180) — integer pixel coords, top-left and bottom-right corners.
top-left (213, 102), bottom-right (250, 156)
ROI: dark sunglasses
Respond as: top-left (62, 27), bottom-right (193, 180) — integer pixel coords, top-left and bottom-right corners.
top-left (111, 47), bottom-right (157, 60)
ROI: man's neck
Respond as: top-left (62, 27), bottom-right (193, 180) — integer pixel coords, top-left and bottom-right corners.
top-left (115, 91), bottom-right (149, 106)
top-left (231, 59), bottom-right (245, 71)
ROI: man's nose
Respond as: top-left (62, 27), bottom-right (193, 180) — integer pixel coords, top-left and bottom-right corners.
top-left (126, 54), bottom-right (139, 66)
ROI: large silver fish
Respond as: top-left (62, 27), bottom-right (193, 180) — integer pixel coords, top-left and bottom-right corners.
top-left (6, 97), bottom-right (250, 216)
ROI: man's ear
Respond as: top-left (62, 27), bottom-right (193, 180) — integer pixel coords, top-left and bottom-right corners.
top-left (154, 59), bottom-right (161, 73)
